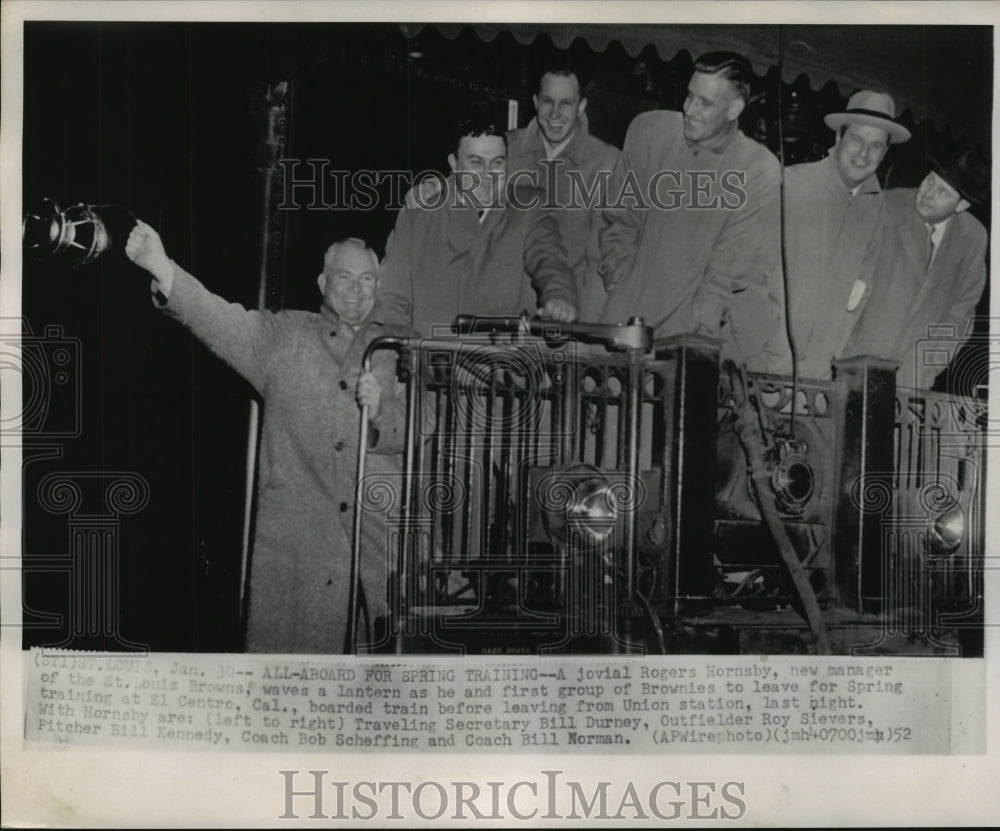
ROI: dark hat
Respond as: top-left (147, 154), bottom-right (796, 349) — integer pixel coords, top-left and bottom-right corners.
top-left (928, 147), bottom-right (989, 205)
top-left (824, 90), bottom-right (911, 143)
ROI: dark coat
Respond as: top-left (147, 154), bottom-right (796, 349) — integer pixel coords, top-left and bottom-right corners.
top-left (844, 188), bottom-right (987, 389)
top-left (160, 263), bottom-right (413, 653)
top-left (378, 176), bottom-right (576, 336)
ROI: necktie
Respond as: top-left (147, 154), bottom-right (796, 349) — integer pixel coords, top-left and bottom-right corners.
top-left (926, 224), bottom-right (936, 269)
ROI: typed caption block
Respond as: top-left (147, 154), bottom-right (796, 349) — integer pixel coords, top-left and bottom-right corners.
top-left (24, 649), bottom-right (982, 754)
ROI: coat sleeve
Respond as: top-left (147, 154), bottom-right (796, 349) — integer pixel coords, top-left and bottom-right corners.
top-left (580, 143), bottom-right (623, 281)
top-left (695, 153), bottom-right (786, 365)
top-left (366, 326), bottom-right (437, 455)
top-left (918, 223), bottom-right (988, 388)
top-left (369, 383), bottom-right (439, 456)
top-left (942, 226), bottom-right (987, 332)
top-left (597, 120), bottom-right (649, 291)
top-left (854, 195), bottom-right (887, 313)
top-left (377, 208), bottom-right (415, 326)
top-left (157, 262), bottom-right (285, 394)
top-left (523, 208), bottom-right (577, 309)
top-left (367, 346), bottom-right (407, 454)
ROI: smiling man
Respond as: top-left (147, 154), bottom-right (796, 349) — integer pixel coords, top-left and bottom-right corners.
top-left (844, 149), bottom-right (988, 389)
top-left (783, 90), bottom-right (911, 379)
top-left (126, 223), bottom-right (413, 654)
top-left (506, 69), bottom-right (621, 321)
top-left (532, 69), bottom-right (584, 148)
top-left (379, 117), bottom-right (577, 336)
top-left (597, 51), bottom-right (788, 372)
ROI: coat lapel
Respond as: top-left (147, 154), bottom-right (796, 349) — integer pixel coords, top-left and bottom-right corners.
top-left (897, 211), bottom-right (927, 282)
top-left (468, 206), bottom-right (504, 276)
top-left (440, 203), bottom-right (477, 264)
top-left (914, 218), bottom-right (959, 316)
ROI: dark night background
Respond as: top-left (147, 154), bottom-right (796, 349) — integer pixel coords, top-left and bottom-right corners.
top-left (19, 22), bottom-right (992, 652)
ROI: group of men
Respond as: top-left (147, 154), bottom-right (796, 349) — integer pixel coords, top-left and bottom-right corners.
top-left (380, 51), bottom-right (986, 388)
top-left (784, 90), bottom-right (987, 386)
top-left (126, 49), bottom-right (988, 654)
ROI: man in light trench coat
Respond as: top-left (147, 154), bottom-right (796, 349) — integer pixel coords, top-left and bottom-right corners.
top-left (126, 221), bottom-right (413, 654)
top-left (783, 89), bottom-right (911, 379)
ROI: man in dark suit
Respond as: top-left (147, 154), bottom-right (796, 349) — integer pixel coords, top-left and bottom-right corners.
top-left (844, 149), bottom-right (988, 389)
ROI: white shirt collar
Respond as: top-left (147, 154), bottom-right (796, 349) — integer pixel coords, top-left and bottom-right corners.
top-left (927, 216), bottom-right (951, 243)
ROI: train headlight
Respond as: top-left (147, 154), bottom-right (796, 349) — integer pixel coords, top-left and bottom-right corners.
top-left (772, 459), bottom-right (814, 511)
top-left (769, 439), bottom-right (814, 514)
top-left (540, 465), bottom-right (618, 545)
top-left (566, 474), bottom-right (618, 543)
top-left (929, 500), bottom-right (966, 555)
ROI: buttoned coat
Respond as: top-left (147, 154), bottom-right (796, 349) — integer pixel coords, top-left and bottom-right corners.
top-left (783, 153), bottom-right (886, 380)
top-left (160, 263), bottom-right (413, 654)
top-left (844, 188), bottom-right (987, 389)
top-left (378, 176), bottom-right (576, 336)
top-left (506, 115), bottom-right (622, 322)
top-left (597, 110), bottom-right (788, 373)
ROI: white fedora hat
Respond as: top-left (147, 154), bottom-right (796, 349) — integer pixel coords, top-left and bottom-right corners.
top-left (824, 90), bottom-right (911, 143)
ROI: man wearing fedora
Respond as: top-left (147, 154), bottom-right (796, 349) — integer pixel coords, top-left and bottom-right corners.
top-left (844, 149), bottom-right (988, 389)
top-left (783, 90), bottom-right (911, 379)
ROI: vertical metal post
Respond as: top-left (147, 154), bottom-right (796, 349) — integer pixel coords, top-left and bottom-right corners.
top-left (345, 358), bottom-right (372, 654)
top-left (239, 82), bottom-right (289, 622)
top-left (622, 349), bottom-right (642, 607)
top-left (397, 345), bottom-right (422, 652)
top-left (831, 356), bottom-right (898, 612)
top-left (560, 350), bottom-right (579, 465)
top-left (659, 335), bottom-right (720, 609)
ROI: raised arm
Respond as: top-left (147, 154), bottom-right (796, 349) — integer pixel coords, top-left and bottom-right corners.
top-left (696, 154), bottom-right (788, 368)
top-left (126, 220), bottom-right (285, 393)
